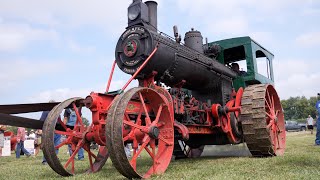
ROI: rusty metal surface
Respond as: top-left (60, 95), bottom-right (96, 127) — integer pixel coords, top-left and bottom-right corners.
top-left (0, 102), bottom-right (60, 114)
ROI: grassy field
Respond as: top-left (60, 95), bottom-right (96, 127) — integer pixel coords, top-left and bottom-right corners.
top-left (0, 131), bottom-right (320, 180)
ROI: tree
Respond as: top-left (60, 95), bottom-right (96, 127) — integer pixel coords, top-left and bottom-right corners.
top-left (281, 95), bottom-right (319, 122)
top-left (5, 126), bottom-right (18, 134)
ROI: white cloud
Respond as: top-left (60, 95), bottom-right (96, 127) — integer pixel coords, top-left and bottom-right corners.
top-left (0, 0), bottom-right (129, 33)
top-left (27, 79), bottom-right (137, 103)
top-left (0, 22), bottom-right (59, 52)
top-left (0, 59), bottom-right (66, 92)
top-left (273, 59), bottom-right (320, 99)
top-left (207, 16), bottom-right (249, 35)
top-left (250, 32), bottom-right (274, 45)
top-left (67, 40), bottom-right (96, 54)
top-left (295, 32), bottom-right (320, 47)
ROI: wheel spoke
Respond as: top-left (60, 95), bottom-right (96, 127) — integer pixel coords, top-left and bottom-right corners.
top-left (271, 95), bottom-right (275, 110)
top-left (265, 112), bottom-right (273, 120)
top-left (273, 127), bottom-right (278, 150)
top-left (151, 105), bottom-right (163, 126)
top-left (266, 90), bottom-right (273, 110)
top-left (123, 131), bottom-right (134, 141)
top-left (150, 139), bottom-right (156, 173)
top-left (64, 140), bottom-right (84, 169)
top-left (144, 146), bottom-right (155, 159)
top-left (55, 138), bottom-right (70, 149)
top-left (123, 120), bottom-right (148, 132)
top-left (85, 145), bottom-right (94, 172)
top-left (57, 118), bottom-right (68, 131)
top-left (139, 92), bottom-right (151, 125)
top-left (130, 136), bottom-right (150, 168)
top-left (72, 103), bottom-right (84, 127)
top-left (84, 145), bottom-right (98, 160)
top-left (136, 105), bottom-right (143, 125)
top-left (267, 119), bottom-right (274, 129)
top-left (54, 130), bottom-right (75, 136)
top-left (71, 158), bottom-right (75, 174)
top-left (275, 129), bottom-right (280, 150)
top-left (264, 98), bottom-right (272, 113)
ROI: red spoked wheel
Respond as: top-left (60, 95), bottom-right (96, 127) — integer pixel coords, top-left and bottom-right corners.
top-left (241, 84), bottom-right (285, 156)
top-left (265, 85), bottom-right (286, 155)
top-left (42, 97), bottom-right (109, 176)
top-left (106, 87), bottom-right (174, 179)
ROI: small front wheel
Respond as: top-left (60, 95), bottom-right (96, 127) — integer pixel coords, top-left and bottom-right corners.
top-left (42, 98), bottom-right (109, 176)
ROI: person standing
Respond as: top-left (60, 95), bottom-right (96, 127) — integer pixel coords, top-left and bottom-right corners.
top-left (40, 110), bottom-right (62, 164)
top-left (306, 115), bottom-right (314, 134)
top-left (0, 125), bottom-right (6, 156)
top-left (315, 100), bottom-right (320, 146)
top-left (16, 127), bottom-right (31, 158)
top-left (34, 129), bottom-right (42, 156)
top-left (29, 130), bottom-right (36, 139)
top-left (63, 108), bottom-right (84, 160)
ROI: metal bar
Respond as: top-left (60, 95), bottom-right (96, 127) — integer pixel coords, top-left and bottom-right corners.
top-left (0, 113), bottom-right (44, 129)
top-left (0, 113), bottom-right (66, 130)
top-left (121, 45), bottom-right (158, 91)
top-left (227, 106), bottom-right (241, 112)
top-left (105, 60), bottom-right (117, 93)
top-left (0, 102), bottom-right (59, 114)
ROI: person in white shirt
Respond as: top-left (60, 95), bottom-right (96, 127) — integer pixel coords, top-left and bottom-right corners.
top-left (306, 115), bottom-right (314, 134)
top-left (29, 130), bottom-right (36, 139)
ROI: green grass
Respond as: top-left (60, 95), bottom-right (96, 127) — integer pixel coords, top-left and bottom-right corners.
top-left (1, 132), bottom-right (320, 180)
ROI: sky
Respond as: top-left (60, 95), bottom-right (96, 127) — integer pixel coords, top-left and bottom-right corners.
top-left (0, 0), bottom-right (320, 118)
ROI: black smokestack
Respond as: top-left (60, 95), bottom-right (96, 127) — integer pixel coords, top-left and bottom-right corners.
top-left (145, 1), bottom-right (157, 31)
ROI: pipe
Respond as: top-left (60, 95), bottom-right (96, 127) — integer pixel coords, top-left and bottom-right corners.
top-left (145, 1), bottom-right (157, 31)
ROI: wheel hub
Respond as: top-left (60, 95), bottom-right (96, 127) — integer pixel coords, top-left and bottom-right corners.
top-left (148, 126), bottom-right (159, 139)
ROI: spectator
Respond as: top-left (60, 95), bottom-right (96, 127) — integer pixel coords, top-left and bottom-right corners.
top-left (16, 127), bottom-right (31, 158)
top-left (315, 100), bottom-right (320, 146)
top-left (34, 130), bottom-right (42, 156)
top-left (40, 105), bottom-right (62, 164)
top-left (0, 125), bottom-right (5, 156)
top-left (63, 108), bottom-right (84, 160)
top-left (306, 115), bottom-right (314, 134)
top-left (125, 143), bottom-right (131, 158)
top-left (25, 130), bottom-right (29, 139)
top-left (29, 130), bottom-right (36, 139)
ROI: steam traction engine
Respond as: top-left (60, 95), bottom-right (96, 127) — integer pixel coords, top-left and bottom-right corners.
top-left (0, 0), bottom-right (285, 179)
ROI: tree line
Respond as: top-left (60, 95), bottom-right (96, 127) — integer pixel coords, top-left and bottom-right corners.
top-left (281, 96), bottom-right (319, 122)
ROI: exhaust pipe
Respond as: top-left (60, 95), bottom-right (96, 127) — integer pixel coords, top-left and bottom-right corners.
top-left (145, 1), bottom-right (157, 31)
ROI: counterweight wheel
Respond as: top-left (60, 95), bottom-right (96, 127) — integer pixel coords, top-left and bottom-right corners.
top-left (42, 97), bottom-right (109, 176)
top-left (240, 84), bottom-right (286, 156)
top-left (106, 87), bottom-right (174, 179)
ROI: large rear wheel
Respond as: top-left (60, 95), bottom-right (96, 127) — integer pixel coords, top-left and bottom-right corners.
top-left (240, 84), bottom-right (285, 156)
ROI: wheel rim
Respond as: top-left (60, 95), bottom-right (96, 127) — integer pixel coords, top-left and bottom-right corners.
top-left (265, 85), bottom-right (285, 155)
top-left (106, 87), bottom-right (174, 179)
top-left (42, 98), bottom-right (109, 176)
